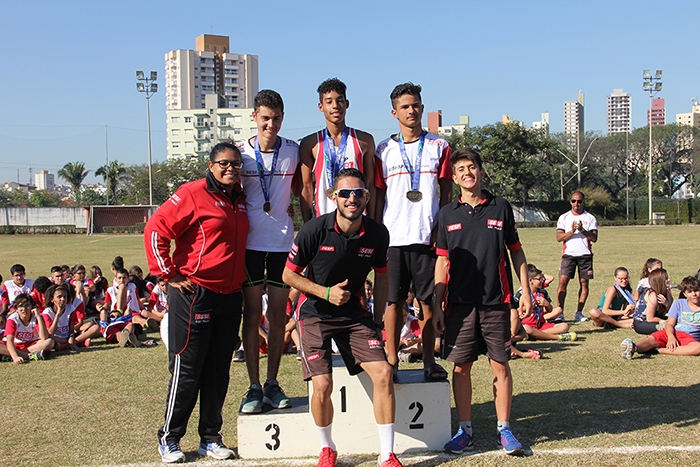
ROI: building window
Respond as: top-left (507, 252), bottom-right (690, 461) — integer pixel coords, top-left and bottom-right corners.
top-left (172, 129), bottom-right (180, 135)
top-left (234, 116), bottom-right (241, 122)
top-left (184, 117), bottom-right (192, 123)
top-left (234, 129), bottom-right (241, 135)
top-left (185, 129), bottom-right (193, 135)
top-left (172, 142), bottom-right (180, 148)
top-left (171, 117), bottom-right (179, 124)
top-left (220, 118), bottom-right (227, 126)
top-left (185, 141), bottom-right (193, 148)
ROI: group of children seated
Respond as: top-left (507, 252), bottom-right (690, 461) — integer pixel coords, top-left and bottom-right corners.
top-left (4, 254), bottom-right (699, 365)
top-left (0, 256), bottom-right (169, 364)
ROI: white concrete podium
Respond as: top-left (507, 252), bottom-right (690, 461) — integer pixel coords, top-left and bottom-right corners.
top-left (237, 357), bottom-right (451, 459)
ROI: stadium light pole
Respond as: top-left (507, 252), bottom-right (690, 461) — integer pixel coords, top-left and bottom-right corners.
top-left (136, 70), bottom-right (158, 206)
top-left (643, 69), bottom-right (662, 224)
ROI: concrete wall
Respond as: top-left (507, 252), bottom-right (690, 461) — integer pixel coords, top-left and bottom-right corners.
top-left (1, 207), bottom-right (88, 228)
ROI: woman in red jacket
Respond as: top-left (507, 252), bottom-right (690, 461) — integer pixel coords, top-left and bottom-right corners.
top-left (145, 142), bottom-right (249, 463)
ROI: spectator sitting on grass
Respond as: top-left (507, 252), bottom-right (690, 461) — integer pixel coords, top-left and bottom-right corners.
top-left (632, 268), bottom-right (672, 335)
top-left (42, 283), bottom-right (79, 351)
top-left (30, 276), bottom-right (51, 313)
top-left (622, 275), bottom-right (700, 359)
top-left (97, 268), bottom-right (154, 348)
top-left (88, 265), bottom-right (108, 310)
top-left (511, 264), bottom-right (576, 343)
top-left (3, 264), bottom-right (35, 308)
top-left (0, 293), bottom-right (53, 363)
top-left (70, 264), bottom-right (95, 308)
top-left (633, 257), bottom-right (663, 302)
top-left (589, 267), bottom-right (635, 329)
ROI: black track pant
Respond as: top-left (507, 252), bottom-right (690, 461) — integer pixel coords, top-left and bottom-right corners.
top-left (158, 285), bottom-right (242, 445)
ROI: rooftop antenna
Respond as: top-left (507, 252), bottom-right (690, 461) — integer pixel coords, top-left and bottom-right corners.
top-left (692, 97), bottom-right (698, 107)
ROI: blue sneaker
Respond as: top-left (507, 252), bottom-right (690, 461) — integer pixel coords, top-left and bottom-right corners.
top-left (198, 441), bottom-right (234, 460)
top-left (444, 427), bottom-right (474, 454)
top-left (621, 338), bottom-right (636, 360)
top-left (158, 442), bottom-right (185, 463)
top-left (497, 427), bottom-right (523, 455)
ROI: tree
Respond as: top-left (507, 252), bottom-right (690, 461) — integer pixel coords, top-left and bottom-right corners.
top-left (95, 160), bottom-right (126, 205)
top-left (29, 190), bottom-right (62, 207)
top-left (58, 161), bottom-right (90, 205)
top-left (121, 157), bottom-right (208, 205)
top-left (449, 123), bottom-right (562, 203)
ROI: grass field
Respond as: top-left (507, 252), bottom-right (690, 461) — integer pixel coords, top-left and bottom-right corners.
top-left (1, 226), bottom-right (699, 467)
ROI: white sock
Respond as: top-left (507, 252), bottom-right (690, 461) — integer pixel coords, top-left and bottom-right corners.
top-left (316, 424), bottom-right (335, 451)
top-left (459, 421), bottom-right (473, 436)
top-left (377, 423), bottom-right (395, 462)
top-left (497, 420), bottom-right (510, 432)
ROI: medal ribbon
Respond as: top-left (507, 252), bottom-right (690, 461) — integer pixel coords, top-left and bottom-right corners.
top-left (614, 283), bottom-right (636, 305)
top-left (398, 130), bottom-right (425, 192)
top-left (253, 136), bottom-right (280, 207)
top-left (323, 127), bottom-right (349, 188)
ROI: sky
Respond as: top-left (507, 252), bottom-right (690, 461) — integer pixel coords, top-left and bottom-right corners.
top-left (1, 0), bottom-right (699, 185)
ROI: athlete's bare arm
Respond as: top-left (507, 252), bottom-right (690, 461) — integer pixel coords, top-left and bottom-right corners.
top-left (356, 130), bottom-right (376, 219)
top-left (282, 267), bottom-right (350, 306)
top-left (298, 134), bottom-right (318, 223)
top-left (374, 186), bottom-right (386, 224)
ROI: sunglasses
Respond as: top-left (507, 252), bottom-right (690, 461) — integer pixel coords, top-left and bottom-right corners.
top-left (570, 199), bottom-right (583, 204)
top-left (212, 159), bottom-right (243, 169)
top-left (334, 188), bottom-right (369, 198)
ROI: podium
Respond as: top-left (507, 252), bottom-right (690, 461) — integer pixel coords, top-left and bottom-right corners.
top-left (237, 357), bottom-right (451, 459)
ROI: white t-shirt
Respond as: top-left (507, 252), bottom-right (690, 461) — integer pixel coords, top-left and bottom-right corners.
top-left (105, 282), bottom-right (141, 313)
top-left (375, 133), bottom-right (451, 246)
top-left (557, 210), bottom-right (598, 256)
top-left (42, 305), bottom-right (77, 339)
top-left (3, 279), bottom-right (35, 305)
top-left (311, 128), bottom-right (365, 218)
top-left (239, 136), bottom-right (299, 252)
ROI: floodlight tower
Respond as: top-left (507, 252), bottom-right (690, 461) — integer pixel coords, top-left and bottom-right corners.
top-left (136, 70), bottom-right (158, 205)
top-left (642, 70), bottom-right (662, 224)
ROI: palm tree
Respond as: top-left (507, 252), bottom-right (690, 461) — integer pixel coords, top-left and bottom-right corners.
top-left (58, 161), bottom-right (90, 205)
top-left (95, 160), bottom-right (126, 205)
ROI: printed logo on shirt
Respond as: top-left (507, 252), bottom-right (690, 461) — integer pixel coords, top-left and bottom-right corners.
top-left (237, 203), bottom-right (247, 212)
top-left (306, 353), bottom-right (321, 362)
top-left (447, 223), bottom-right (462, 232)
top-left (343, 161), bottom-right (356, 169)
top-left (169, 193), bottom-right (181, 206)
top-left (487, 219), bottom-right (504, 230)
top-left (194, 313), bottom-right (210, 323)
top-left (367, 339), bottom-right (382, 350)
top-left (320, 245), bottom-right (335, 252)
top-left (358, 247), bottom-right (374, 257)
top-left (215, 201), bottom-right (227, 207)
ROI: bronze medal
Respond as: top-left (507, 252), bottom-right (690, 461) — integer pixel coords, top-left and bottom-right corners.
top-left (264, 201), bottom-right (271, 212)
top-left (406, 190), bottom-right (423, 202)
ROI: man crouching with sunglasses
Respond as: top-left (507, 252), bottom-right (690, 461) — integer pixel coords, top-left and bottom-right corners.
top-left (282, 168), bottom-right (403, 467)
top-left (556, 190), bottom-right (598, 323)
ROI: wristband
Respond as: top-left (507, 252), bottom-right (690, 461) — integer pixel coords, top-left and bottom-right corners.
top-left (325, 287), bottom-right (331, 301)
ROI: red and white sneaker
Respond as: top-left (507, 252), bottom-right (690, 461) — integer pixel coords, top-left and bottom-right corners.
top-left (378, 452), bottom-right (404, 467)
top-left (317, 446), bottom-right (337, 467)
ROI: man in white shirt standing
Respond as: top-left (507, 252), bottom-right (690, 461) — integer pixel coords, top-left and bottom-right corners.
top-left (556, 191), bottom-right (598, 322)
top-left (375, 82), bottom-right (452, 381)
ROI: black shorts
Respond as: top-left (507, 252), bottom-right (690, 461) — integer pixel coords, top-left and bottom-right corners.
top-left (387, 244), bottom-right (436, 303)
top-left (244, 250), bottom-right (289, 288)
top-left (442, 302), bottom-right (511, 364)
top-left (559, 254), bottom-right (594, 280)
top-left (298, 314), bottom-right (386, 381)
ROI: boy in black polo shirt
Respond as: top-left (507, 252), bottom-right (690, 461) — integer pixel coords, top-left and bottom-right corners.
top-left (433, 149), bottom-right (531, 456)
top-left (282, 168), bottom-right (403, 467)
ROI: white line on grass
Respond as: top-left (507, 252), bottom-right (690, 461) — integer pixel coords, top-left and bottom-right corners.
top-left (96, 445), bottom-right (700, 467)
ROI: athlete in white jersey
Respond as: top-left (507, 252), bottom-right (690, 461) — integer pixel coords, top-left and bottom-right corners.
top-left (240, 90), bottom-right (299, 414)
top-left (3, 264), bottom-right (34, 307)
top-left (375, 83), bottom-right (452, 382)
top-left (299, 78), bottom-right (376, 221)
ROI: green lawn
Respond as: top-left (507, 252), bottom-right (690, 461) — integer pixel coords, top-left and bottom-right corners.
top-left (0, 226), bottom-right (699, 466)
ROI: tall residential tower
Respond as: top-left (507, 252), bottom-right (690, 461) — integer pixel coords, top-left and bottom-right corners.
top-left (606, 88), bottom-right (631, 134)
top-left (564, 91), bottom-right (584, 150)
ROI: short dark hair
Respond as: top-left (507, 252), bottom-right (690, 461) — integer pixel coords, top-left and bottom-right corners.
top-left (50, 266), bottom-right (63, 275)
top-left (450, 148), bottom-right (483, 171)
top-left (33, 276), bottom-right (52, 293)
top-left (390, 82), bottom-right (422, 107)
top-left (114, 267), bottom-right (129, 277)
top-left (527, 264), bottom-right (543, 279)
top-left (209, 142), bottom-right (241, 162)
top-left (71, 264), bottom-right (85, 274)
top-left (680, 276), bottom-right (700, 293)
top-left (254, 89), bottom-right (284, 112)
top-left (333, 168), bottom-right (366, 189)
top-left (111, 256), bottom-right (124, 270)
top-left (317, 78), bottom-right (347, 101)
top-left (10, 264), bottom-right (25, 275)
top-left (13, 293), bottom-right (35, 310)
